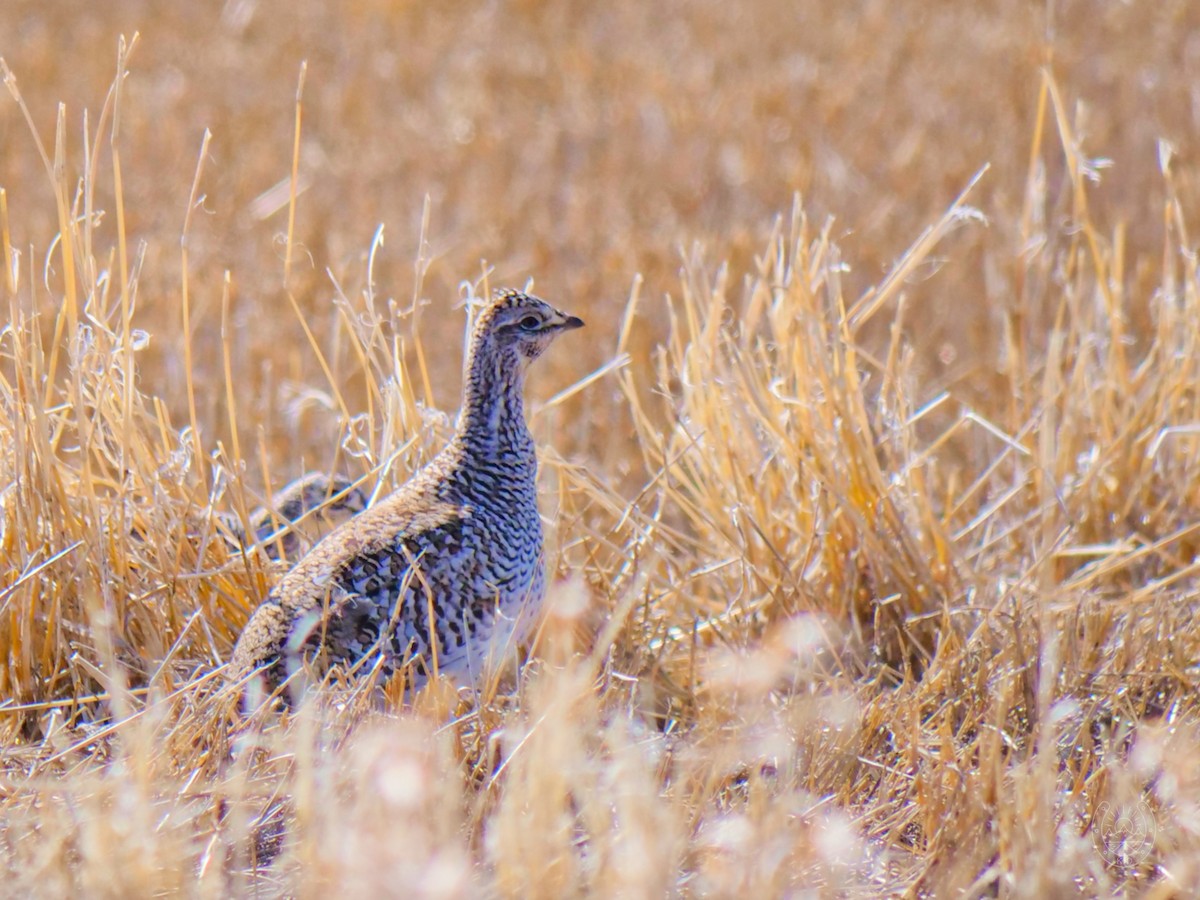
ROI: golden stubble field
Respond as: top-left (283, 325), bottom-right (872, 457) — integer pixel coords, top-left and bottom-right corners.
top-left (2, 1), bottom-right (1200, 895)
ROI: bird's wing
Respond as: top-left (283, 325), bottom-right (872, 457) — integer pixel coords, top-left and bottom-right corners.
top-left (273, 492), bottom-right (470, 615)
top-left (228, 492), bottom-right (470, 686)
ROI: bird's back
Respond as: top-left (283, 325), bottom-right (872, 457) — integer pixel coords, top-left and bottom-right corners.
top-left (229, 440), bottom-right (545, 695)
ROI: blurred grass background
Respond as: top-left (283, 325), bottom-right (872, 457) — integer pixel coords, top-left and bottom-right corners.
top-left (5, 1), bottom-right (1198, 470)
top-left (3, 0), bottom-right (1200, 895)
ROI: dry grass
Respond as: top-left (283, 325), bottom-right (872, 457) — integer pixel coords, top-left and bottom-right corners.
top-left (3, 1), bottom-right (1200, 895)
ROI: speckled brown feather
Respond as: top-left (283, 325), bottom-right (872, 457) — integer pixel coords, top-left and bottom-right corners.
top-left (227, 477), bottom-right (466, 686)
top-left (217, 472), bottom-right (368, 561)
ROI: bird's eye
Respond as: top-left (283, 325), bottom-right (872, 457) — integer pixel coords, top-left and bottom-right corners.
top-left (518, 315), bottom-right (542, 332)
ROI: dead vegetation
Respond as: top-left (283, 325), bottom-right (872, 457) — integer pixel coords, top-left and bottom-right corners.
top-left (2, 1), bottom-right (1200, 895)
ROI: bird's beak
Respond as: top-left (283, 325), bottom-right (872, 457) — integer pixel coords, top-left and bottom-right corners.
top-left (558, 314), bottom-right (585, 331)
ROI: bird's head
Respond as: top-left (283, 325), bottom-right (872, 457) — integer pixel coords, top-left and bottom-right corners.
top-left (475, 288), bottom-right (585, 364)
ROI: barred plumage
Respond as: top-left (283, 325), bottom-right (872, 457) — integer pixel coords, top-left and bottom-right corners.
top-left (219, 472), bottom-right (368, 561)
top-left (228, 289), bottom-right (584, 701)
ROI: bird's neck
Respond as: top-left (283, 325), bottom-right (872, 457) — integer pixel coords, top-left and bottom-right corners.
top-left (455, 338), bottom-right (533, 457)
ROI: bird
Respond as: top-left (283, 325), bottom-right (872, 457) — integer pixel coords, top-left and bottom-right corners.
top-left (228, 288), bottom-right (584, 703)
top-left (218, 472), bottom-right (369, 561)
